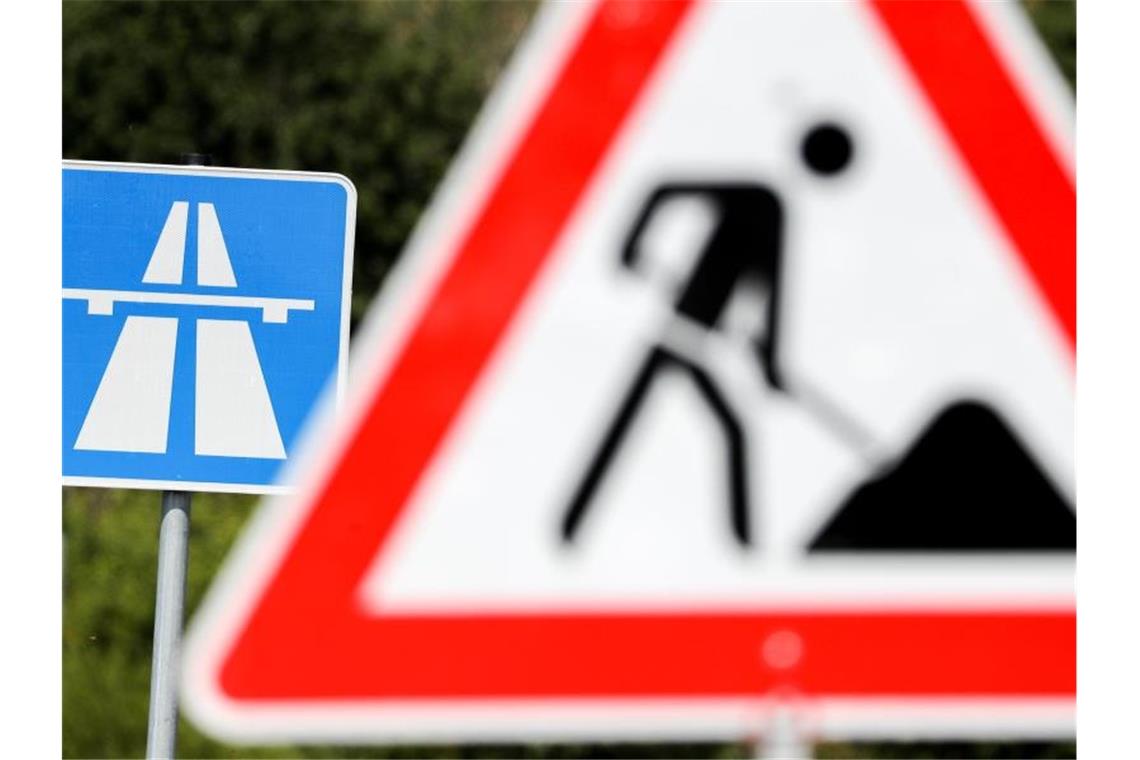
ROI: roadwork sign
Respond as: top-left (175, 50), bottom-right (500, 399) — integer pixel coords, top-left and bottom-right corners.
top-left (185, 0), bottom-right (1074, 742)
top-left (63, 161), bottom-right (355, 493)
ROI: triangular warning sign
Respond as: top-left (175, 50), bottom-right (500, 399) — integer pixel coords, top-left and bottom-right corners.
top-left (185, 0), bottom-right (1074, 743)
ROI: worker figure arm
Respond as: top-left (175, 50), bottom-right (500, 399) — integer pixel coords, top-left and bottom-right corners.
top-left (620, 183), bottom-right (714, 271)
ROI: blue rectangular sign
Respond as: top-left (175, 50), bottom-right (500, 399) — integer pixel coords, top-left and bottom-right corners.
top-left (63, 161), bottom-right (355, 492)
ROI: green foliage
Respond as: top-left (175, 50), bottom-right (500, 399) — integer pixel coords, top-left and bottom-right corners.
top-left (1023, 0), bottom-right (1076, 90)
top-left (62, 1), bottom-right (1076, 758)
top-left (815, 741), bottom-right (1076, 759)
top-left (63, 489), bottom-right (252, 758)
top-left (63, 0), bottom-right (535, 323)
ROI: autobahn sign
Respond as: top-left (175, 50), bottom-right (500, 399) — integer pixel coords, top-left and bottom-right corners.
top-left (184, 0), bottom-right (1074, 742)
top-left (62, 162), bottom-right (355, 493)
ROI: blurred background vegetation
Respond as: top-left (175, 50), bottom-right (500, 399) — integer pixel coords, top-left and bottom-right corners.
top-left (62, 1), bottom-right (1075, 758)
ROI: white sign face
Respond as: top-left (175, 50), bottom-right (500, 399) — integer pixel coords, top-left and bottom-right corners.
top-left (364, 0), bottom-right (1075, 610)
top-left (185, 0), bottom-right (1075, 744)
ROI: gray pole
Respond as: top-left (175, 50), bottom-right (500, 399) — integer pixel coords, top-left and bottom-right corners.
top-left (146, 152), bottom-right (210, 760)
top-left (145, 490), bottom-right (191, 759)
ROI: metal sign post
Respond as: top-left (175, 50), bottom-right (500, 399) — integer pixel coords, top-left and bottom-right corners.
top-left (145, 490), bottom-right (192, 759)
top-left (145, 153), bottom-right (207, 760)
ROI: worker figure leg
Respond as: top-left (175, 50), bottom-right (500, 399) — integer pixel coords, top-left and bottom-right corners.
top-left (560, 344), bottom-right (750, 547)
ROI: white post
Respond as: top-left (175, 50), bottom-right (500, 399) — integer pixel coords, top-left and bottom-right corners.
top-left (758, 705), bottom-right (811, 760)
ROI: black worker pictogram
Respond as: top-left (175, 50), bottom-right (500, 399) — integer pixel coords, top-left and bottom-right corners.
top-left (559, 120), bottom-right (852, 548)
top-left (560, 120), bottom-right (1075, 553)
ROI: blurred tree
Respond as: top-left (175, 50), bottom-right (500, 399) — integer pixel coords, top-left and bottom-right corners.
top-left (62, 1), bottom-right (1075, 758)
top-left (1024, 0), bottom-right (1076, 90)
top-left (64, 0), bottom-right (534, 322)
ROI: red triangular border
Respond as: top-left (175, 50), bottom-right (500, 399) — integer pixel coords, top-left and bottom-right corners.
top-left (217, 0), bottom-right (1075, 703)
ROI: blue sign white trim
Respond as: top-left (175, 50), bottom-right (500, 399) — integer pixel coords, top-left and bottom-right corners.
top-left (63, 160), bottom-right (356, 493)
